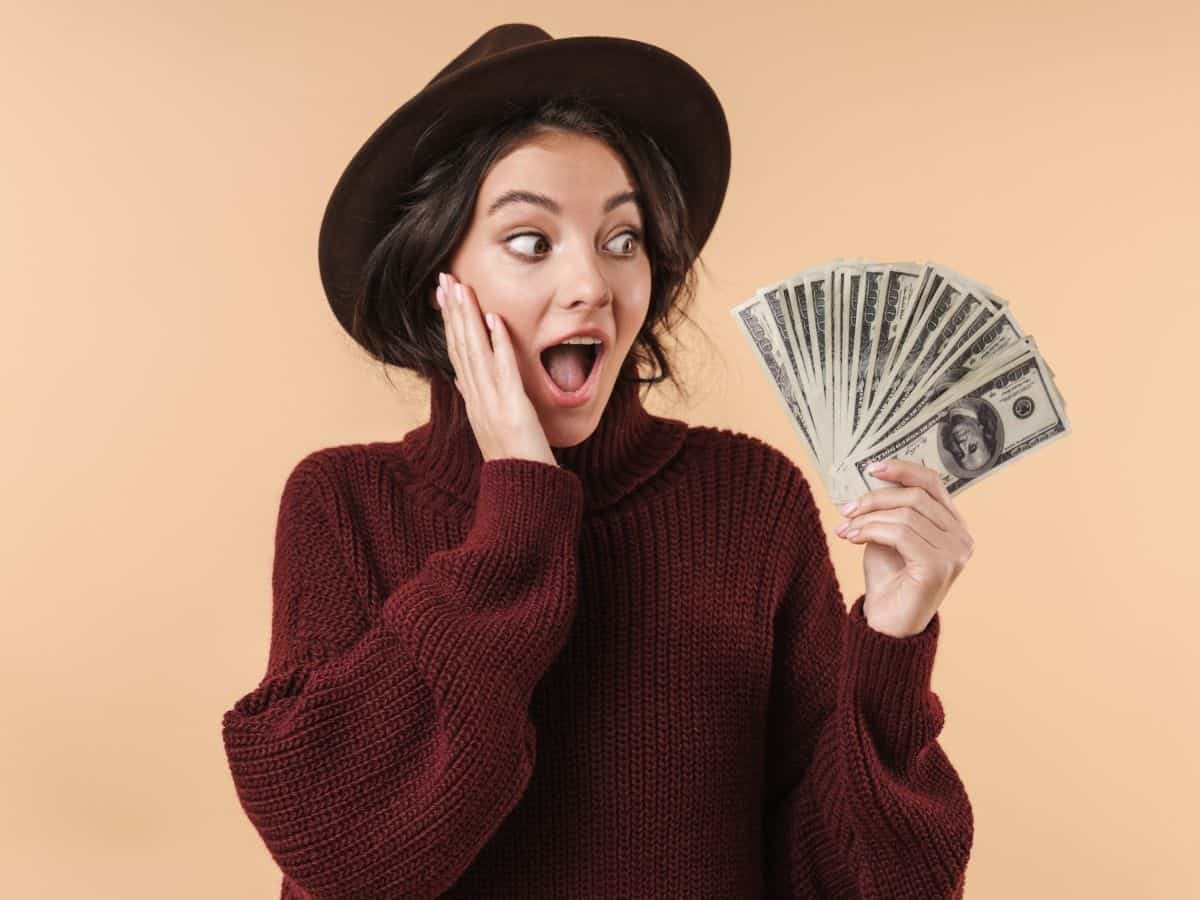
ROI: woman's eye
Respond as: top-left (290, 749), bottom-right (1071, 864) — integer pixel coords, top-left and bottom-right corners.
top-left (506, 233), bottom-right (550, 256)
top-left (607, 228), bottom-right (642, 255)
top-left (505, 229), bottom-right (642, 258)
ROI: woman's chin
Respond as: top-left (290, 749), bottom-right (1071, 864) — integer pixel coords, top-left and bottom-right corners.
top-left (538, 388), bottom-right (610, 448)
top-left (541, 409), bottom-right (601, 449)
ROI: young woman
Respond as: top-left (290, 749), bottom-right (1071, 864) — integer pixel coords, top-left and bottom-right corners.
top-left (222, 24), bottom-right (976, 899)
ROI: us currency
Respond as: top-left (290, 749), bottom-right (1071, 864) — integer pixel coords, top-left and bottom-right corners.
top-left (832, 263), bottom-right (864, 466)
top-left (729, 293), bottom-right (829, 490)
top-left (758, 281), bottom-right (825, 463)
top-left (796, 267), bottom-right (833, 462)
top-left (859, 264), bottom-right (925, 423)
top-left (847, 306), bottom-right (1030, 463)
top-left (779, 269), bottom-right (830, 462)
top-left (733, 260), bottom-right (1068, 506)
top-left (837, 347), bottom-right (1070, 500)
top-left (848, 274), bottom-right (962, 456)
top-left (849, 278), bottom-right (1009, 456)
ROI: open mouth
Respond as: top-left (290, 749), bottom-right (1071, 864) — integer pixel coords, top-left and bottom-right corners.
top-left (539, 340), bottom-right (605, 403)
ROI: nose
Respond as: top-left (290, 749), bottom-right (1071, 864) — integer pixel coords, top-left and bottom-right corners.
top-left (558, 243), bottom-right (614, 311)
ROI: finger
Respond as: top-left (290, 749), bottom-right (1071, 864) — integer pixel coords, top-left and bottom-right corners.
top-left (839, 505), bottom-right (949, 551)
top-left (447, 288), bottom-right (481, 411)
top-left (484, 310), bottom-right (522, 394)
top-left (437, 281), bottom-right (462, 379)
top-left (451, 276), bottom-right (495, 404)
top-left (455, 281), bottom-right (496, 382)
top-left (844, 520), bottom-right (938, 563)
top-left (842, 484), bottom-right (958, 533)
top-left (868, 458), bottom-right (964, 526)
top-left (446, 277), bottom-right (480, 400)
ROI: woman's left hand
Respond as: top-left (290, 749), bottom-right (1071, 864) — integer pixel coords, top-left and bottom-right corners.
top-left (834, 458), bottom-right (975, 638)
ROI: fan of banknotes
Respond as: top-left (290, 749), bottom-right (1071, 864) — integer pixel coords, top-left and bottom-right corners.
top-left (731, 259), bottom-right (1070, 507)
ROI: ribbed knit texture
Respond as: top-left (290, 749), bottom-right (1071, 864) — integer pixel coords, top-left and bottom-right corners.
top-left (221, 361), bottom-right (973, 899)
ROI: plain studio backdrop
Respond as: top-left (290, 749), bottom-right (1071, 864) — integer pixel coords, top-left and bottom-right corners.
top-left (3, 1), bottom-right (1196, 897)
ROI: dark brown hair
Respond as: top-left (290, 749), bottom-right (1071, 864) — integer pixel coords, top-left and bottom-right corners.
top-left (346, 93), bottom-right (711, 431)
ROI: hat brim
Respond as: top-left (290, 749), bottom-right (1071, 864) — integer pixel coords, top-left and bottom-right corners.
top-left (317, 34), bottom-right (730, 337)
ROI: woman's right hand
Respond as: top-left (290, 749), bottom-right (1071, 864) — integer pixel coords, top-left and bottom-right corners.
top-left (437, 271), bottom-right (558, 467)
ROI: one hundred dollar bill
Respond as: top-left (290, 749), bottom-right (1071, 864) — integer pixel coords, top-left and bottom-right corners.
top-left (836, 347), bottom-right (1070, 501)
top-left (732, 260), bottom-right (1069, 506)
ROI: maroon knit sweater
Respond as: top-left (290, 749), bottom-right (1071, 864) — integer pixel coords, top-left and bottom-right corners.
top-left (221, 366), bottom-right (973, 899)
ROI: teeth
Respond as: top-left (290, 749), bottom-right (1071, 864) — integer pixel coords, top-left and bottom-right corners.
top-left (557, 336), bottom-right (601, 345)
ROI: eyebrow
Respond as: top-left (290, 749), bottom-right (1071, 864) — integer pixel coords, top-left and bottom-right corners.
top-left (486, 189), bottom-right (641, 217)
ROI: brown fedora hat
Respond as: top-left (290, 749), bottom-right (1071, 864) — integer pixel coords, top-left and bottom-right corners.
top-left (316, 22), bottom-right (731, 341)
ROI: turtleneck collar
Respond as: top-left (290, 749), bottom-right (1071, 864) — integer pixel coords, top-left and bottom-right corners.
top-left (396, 358), bottom-right (689, 514)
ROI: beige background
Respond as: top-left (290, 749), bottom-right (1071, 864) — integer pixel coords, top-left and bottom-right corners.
top-left (4, 1), bottom-right (1197, 897)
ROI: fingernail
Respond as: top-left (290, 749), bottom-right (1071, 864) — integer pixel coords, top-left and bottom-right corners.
top-left (840, 501), bottom-right (857, 515)
top-left (437, 271), bottom-right (445, 289)
top-left (436, 286), bottom-right (445, 308)
top-left (836, 520), bottom-right (849, 535)
top-left (867, 462), bottom-right (887, 474)
top-left (454, 283), bottom-right (464, 304)
top-left (485, 312), bottom-right (495, 329)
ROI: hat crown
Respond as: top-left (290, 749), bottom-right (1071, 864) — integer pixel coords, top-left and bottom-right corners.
top-left (426, 23), bottom-right (553, 90)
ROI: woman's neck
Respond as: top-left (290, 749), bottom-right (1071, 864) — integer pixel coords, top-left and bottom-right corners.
top-left (398, 358), bottom-right (689, 513)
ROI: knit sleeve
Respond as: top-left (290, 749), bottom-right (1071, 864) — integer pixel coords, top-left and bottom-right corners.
top-left (220, 453), bottom-right (584, 900)
top-left (761, 472), bottom-right (974, 899)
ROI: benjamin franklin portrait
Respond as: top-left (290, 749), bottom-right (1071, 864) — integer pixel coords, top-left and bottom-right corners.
top-left (937, 397), bottom-right (1002, 478)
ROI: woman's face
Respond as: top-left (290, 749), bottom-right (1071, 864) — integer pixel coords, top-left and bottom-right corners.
top-left (441, 129), bottom-right (652, 448)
